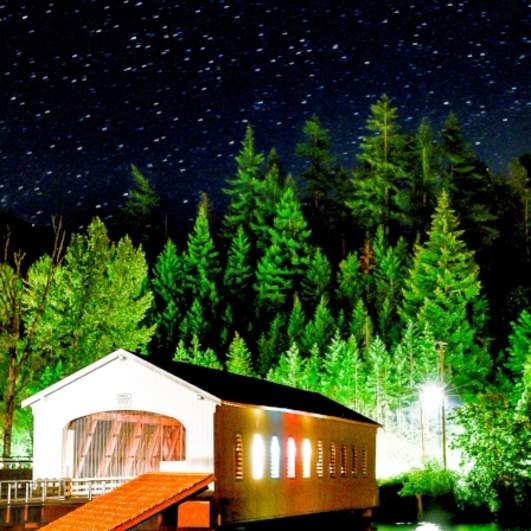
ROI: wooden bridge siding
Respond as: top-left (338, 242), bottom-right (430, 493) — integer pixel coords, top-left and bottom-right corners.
top-left (214, 403), bottom-right (378, 525)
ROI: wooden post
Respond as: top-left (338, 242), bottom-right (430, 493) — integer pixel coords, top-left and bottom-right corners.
top-left (97, 420), bottom-right (122, 477)
top-left (75, 417), bottom-right (98, 477)
top-left (123, 422), bottom-right (144, 477)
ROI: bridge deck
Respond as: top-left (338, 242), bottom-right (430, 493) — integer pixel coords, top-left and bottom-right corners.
top-left (41, 472), bottom-right (215, 530)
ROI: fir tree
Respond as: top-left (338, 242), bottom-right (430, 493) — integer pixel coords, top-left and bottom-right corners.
top-left (188, 335), bottom-right (222, 369)
top-left (150, 239), bottom-right (183, 354)
top-left (302, 296), bottom-right (336, 354)
top-left (365, 336), bottom-right (393, 423)
top-left (301, 247), bottom-right (332, 308)
top-left (506, 309), bottom-right (531, 378)
top-left (350, 298), bottom-right (373, 349)
top-left (256, 314), bottom-right (286, 375)
top-left (335, 251), bottom-right (363, 314)
top-left (400, 191), bottom-right (491, 395)
top-left (267, 343), bottom-right (305, 388)
top-left (226, 331), bottom-right (254, 376)
top-left (223, 125), bottom-right (264, 236)
top-left (301, 343), bottom-right (322, 392)
top-left (223, 226), bottom-right (252, 299)
top-left (287, 294), bottom-right (306, 348)
top-left (348, 94), bottom-right (409, 237)
top-left (179, 298), bottom-right (208, 343)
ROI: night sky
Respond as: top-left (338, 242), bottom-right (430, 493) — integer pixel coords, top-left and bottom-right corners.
top-left (1, 1), bottom-right (530, 225)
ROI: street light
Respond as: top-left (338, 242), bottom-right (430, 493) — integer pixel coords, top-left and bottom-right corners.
top-left (419, 381), bottom-right (447, 469)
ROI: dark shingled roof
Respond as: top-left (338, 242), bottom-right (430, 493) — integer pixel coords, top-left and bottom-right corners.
top-left (140, 354), bottom-right (378, 426)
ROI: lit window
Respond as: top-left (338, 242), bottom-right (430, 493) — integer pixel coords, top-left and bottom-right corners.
top-left (361, 445), bottom-right (368, 477)
top-left (316, 440), bottom-right (324, 478)
top-left (270, 436), bottom-right (280, 479)
top-left (287, 437), bottom-right (296, 478)
top-left (329, 442), bottom-right (336, 478)
top-left (302, 439), bottom-right (312, 478)
top-left (351, 445), bottom-right (357, 477)
top-left (340, 444), bottom-right (347, 477)
top-left (234, 434), bottom-right (244, 480)
top-left (252, 434), bottom-right (265, 480)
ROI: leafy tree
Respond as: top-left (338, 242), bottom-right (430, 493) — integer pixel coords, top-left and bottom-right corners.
top-left (348, 94), bottom-right (409, 237)
top-left (226, 331), bottom-right (254, 376)
top-left (150, 239), bottom-right (183, 354)
top-left (400, 192), bottom-right (491, 396)
top-left (223, 125), bottom-right (264, 236)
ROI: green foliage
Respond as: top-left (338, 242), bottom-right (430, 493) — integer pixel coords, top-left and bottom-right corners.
top-left (173, 335), bottom-right (222, 369)
top-left (505, 308), bottom-right (531, 377)
top-left (451, 391), bottom-right (530, 513)
top-left (301, 247), bottom-right (332, 308)
top-left (398, 463), bottom-right (456, 498)
top-left (223, 226), bottom-right (252, 299)
top-left (302, 296), bottom-right (336, 354)
top-left (400, 192), bottom-right (491, 395)
top-left (267, 342), bottom-right (305, 388)
top-left (226, 331), bottom-right (254, 376)
top-left (335, 252), bottom-right (363, 313)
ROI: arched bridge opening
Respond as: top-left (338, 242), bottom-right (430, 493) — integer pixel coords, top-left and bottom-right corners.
top-left (66, 410), bottom-right (185, 478)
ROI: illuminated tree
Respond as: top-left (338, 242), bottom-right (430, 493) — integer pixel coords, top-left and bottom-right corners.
top-left (400, 192), bottom-right (490, 395)
top-left (301, 247), bottom-right (332, 308)
top-left (267, 343), bottom-right (305, 388)
top-left (302, 296), bottom-right (335, 354)
top-left (226, 331), bottom-right (254, 376)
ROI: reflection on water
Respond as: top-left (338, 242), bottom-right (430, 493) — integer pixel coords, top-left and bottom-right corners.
top-left (375, 523), bottom-right (499, 531)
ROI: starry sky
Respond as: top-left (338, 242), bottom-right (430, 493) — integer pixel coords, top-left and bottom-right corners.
top-left (1, 0), bottom-right (530, 225)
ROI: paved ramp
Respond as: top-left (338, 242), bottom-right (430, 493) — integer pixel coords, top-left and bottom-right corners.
top-left (42, 472), bottom-right (215, 530)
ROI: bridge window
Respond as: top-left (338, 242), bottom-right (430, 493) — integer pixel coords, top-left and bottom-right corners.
top-left (361, 445), bottom-right (368, 477)
top-left (351, 445), bottom-right (357, 477)
top-left (234, 434), bottom-right (244, 480)
top-left (287, 437), bottom-right (296, 479)
top-left (251, 434), bottom-right (265, 480)
top-left (316, 440), bottom-right (324, 478)
top-left (270, 436), bottom-right (280, 479)
top-left (329, 442), bottom-right (336, 478)
top-left (340, 444), bottom-right (347, 477)
top-left (302, 438), bottom-right (311, 478)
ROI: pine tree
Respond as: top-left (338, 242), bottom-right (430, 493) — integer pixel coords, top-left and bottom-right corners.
top-left (400, 191), bottom-right (491, 395)
top-left (267, 343), bottom-right (305, 388)
top-left (223, 226), bottom-right (252, 299)
top-left (441, 113), bottom-right (498, 250)
top-left (122, 164), bottom-right (161, 247)
top-left (254, 185), bottom-right (311, 311)
top-left (151, 239), bottom-right (183, 354)
top-left (365, 336), bottom-right (393, 423)
top-left (188, 335), bottom-right (222, 369)
top-left (347, 94), bottom-right (409, 237)
top-left (302, 296), bottom-right (336, 354)
top-left (226, 331), bottom-right (254, 376)
top-left (301, 247), bottom-right (332, 308)
top-left (350, 298), bottom-right (373, 349)
top-left (335, 252), bottom-right (363, 314)
top-left (256, 314), bottom-right (286, 375)
top-left (223, 125), bottom-right (264, 236)
top-left (506, 309), bottom-right (531, 378)
top-left (179, 298), bottom-right (208, 343)
top-left (183, 198), bottom-right (220, 341)
top-left (286, 294), bottom-right (306, 348)
top-left (301, 343), bottom-right (322, 392)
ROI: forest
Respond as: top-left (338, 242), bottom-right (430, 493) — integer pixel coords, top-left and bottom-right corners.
top-left (0, 95), bottom-right (529, 517)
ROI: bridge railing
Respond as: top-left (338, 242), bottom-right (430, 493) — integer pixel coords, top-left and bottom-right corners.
top-left (0, 458), bottom-right (33, 470)
top-left (0, 476), bottom-right (132, 505)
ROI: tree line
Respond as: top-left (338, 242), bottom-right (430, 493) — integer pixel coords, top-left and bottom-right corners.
top-left (0, 94), bottom-right (529, 514)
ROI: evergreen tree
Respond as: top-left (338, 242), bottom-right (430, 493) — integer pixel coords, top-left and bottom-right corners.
top-left (267, 343), bottom-right (305, 388)
top-left (347, 94), bottom-right (409, 237)
top-left (188, 335), bottom-right (222, 369)
top-left (335, 252), bottom-right (363, 314)
top-left (223, 226), bottom-right (252, 300)
top-left (256, 314), bottom-right (286, 375)
top-left (150, 239), bottom-right (183, 354)
top-left (350, 298), bottom-right (373, 348)
top-left (223, 125), bottom-right (264, 236)
top-left (122, 164), bottom-right (161, 248)
top-left (365, 336), bottom-right (393, 423)
top-left (301, 247), bottom-right (332, 308)
top-left (506, 309), bottom-right (531, 378)
top-left (183, 197), bottom-right (220, 343)
top-left (179, 298), bottom-right (208, 343)
top-left (400, 192), bottom-right (491, 395)
top-left (286, 294), bottom-right (306, 348)
top-left (441, 113), bottom-right (498, 250)
top-left (226, 331), bottom-right (254, 376)
top-left (254, 185), bottom-right (311, 311)
top-left (301, 343), bottom-right (322, 392)
top-left (302, 296), bottom-right (336, 354)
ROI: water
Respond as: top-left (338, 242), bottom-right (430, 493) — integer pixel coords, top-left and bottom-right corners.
top-left (375, 524), bottom-right (499, 531)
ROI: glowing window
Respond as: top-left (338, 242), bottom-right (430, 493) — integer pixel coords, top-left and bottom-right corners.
top-left (270, 436), bottom-right (280, 479)
top-left (329, 442), bottom-right (336, 478)
top-left (351, 445), bottom-right (357, 477)
top-left (251, 434), bottom-right (265, 480)
top-left (361, 446), bottom-right (368, 477)
top-left (287, 437), bottom-right (296, 479)
top-left (234, 434), bottom-right (244, 480)
top-left (340, 444), bottom-right (347, 477)
top-left (302, 439), bottom-right (312, 478)
top-left (316, 440), bottom-right (324, 478)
